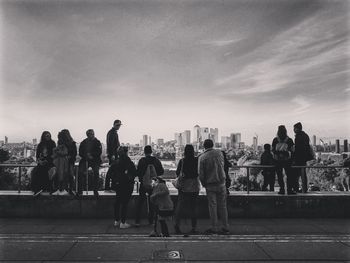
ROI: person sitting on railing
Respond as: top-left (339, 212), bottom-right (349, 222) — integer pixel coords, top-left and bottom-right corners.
top-left (77, 129), bottom-right (102, 198)
top-left (109, 146), bottom-right (136, 229)
top-left (272, 125), bottom-right (295, 195)
top-left (260, 144), bottom-right (276, 192)
top-left (32, 131), bottom-right (56, 196)
top-left (60, 129), bottom-right (77, 196)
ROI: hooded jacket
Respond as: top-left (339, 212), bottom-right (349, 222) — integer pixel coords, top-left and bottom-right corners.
top-left (106, 127), bottom-right (120, 159)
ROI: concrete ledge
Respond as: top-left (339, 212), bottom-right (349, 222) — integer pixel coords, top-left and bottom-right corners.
top-left (1, 191), bottom-right (349, 218)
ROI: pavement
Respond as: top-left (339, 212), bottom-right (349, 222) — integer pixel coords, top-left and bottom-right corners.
top-left (0, 218), bottom-right (349, 262)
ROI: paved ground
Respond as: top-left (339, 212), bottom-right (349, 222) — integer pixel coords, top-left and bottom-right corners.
top-left (0, 218), bottom-right (349, 262)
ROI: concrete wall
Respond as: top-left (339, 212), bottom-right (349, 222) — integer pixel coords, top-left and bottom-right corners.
top-left (0, 194), bottom-right (349, 218)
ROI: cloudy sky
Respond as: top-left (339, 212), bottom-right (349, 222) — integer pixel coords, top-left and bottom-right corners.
top-left (0, 0), bottom-right (349, 145)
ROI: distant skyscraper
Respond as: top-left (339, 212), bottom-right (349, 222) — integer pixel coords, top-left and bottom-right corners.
top-left (175, 133), bottom-right (182, 146)
top-left (5, 136), bottom-right (8, 144)
top-left (157, 139), bottom-right (164, 146)
top-left (335, 139), bottom-right (340, 153)
top-left (33, 138), bottom-right (37, 145)
top-left (200, 127), bottom-right (210, 142)
top-left (0, 140), bottom-right (4, 146)
top-left (344, 139), bottom-right (348, 152)
top-left (210, 128), bottom-right (219, 144)
top-left (221, 136), bottom-right (230, 149)
top-left (149, 136), bottom-right (152, 145)
top-left (182, 130), bottom-right (191, 145)
top-left (312, 135), bottom-right (316, 146)
top-left (193, 125), bottom-right (200, 143)
top-left (253, 136), bottom-right (258, 151)
top-left (230, 133), bottom-right (241, 149)
top-left (142, 135), bottom-right (148, 147)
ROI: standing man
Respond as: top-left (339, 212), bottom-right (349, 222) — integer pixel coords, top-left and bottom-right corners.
top-left (293, 122), bottom-right (311, 193)
top-left (198, 139), bottom-right (229, 235)
top-left (78, 129), bottom-right (102, 198)
top-left (105, 119), bottom-right (122, 191)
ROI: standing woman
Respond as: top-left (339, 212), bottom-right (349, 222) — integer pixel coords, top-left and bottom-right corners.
top-left (272, 125), bottom-right (295, 195)
top-left (52, 131), bottom-right (70, 195)
top-left (109, 147), bottom-right (136, 228)
top-left (61, 129), bottom-right (77, 195)
top-left (33, 131), bottom-right (56, 196)
top-left (174, 144), bottom-right (200, 234)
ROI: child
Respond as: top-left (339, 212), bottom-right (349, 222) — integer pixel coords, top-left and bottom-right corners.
top-left (260, 144), bottom-right (276, 192)
top-left (149, 177), bottom-right (174, 237)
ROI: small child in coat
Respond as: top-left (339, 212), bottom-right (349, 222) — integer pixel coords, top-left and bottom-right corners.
top-left (149, 176), bottom-right (174, 237)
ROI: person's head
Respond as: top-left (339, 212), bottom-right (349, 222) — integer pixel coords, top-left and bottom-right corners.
top-left (184, 144), bottom-right (195, 159)
top-left (277, 125), bottom-right (287, 140)
top-left (61, 129), bottom-right (74, 144)
top-left (152, 176), bottom-right (165, 187)
top-left (144, 145), bottom-right (152, 156)
top-left (203, 139), bottom-right (214, 150)
top-left (264, 144), bottom-right (271, 151)
top-left (86, 129), bottom-right (95, 140)
top-left (117, 146), bottom-right (129, 157)
top-left (113, 119), bottom-right (122, 130)
top-left (57, 131), bottom-right (65, 145)
top-left (293, 122), bottom-right (302, 134)
top-left (40, 131), bottom-right (52, 142)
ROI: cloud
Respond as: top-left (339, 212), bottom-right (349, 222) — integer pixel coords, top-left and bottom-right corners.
top-left (292, 96), bottom-right (311, 115)
top-left (201, 38), bottom-right (244, 47)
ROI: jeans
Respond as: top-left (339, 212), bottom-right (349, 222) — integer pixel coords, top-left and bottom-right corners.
top-left (175, 191), bottom-right (199, 229)
top-left (78, 160), bottom-right (100, 193)
top-left (114, 183), bottom-right (134, 223)
top-left (275, 161), bottom-right (294, 192)
top-left (135, 185), bottom-right (154, 224)
top-left (205, 185), bottom-right (229, 231)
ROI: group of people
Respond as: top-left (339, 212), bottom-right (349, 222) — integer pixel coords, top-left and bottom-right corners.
top-left (31, 119), bottom-right (315, 236)
top-left (260, 122), bottom-right (313, 195)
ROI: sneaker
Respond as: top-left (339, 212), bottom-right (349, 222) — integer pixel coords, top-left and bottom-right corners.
top-left (149, 230), bottom-right (160, 237)
top-left (59, 190), bottom-right (69, 196)
top-left (114, 220), bottom-right (120, 227)
top-left (120, 222), bottom-right (131, 229)
top-left (219, 228), bottom-right (230, 235)
top-left (52, 190), bottom-right (60, 195)
top-left (94, 190), bottom-right (99, 197)
top-left (33, 189), bottom-right (43, 197)
top-left (204, 228), bottom-right (217, 235)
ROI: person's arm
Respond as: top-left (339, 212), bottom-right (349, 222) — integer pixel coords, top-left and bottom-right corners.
top-left (128, 159), bottom-right (137, 179)
top-left (175, 159), bottom-right (182, 177)
top-left (155, 158), bottom-right (164, 176)
top-left (137, 158), bottom-right (145, 180)
top-left (198, 157), bottom-right (206, 187)
top-left (71, 142), bottom-right (77, 162)
top-left (79, 141), bottom-right (84, 158)
top-left (106, 130), bottom-right (112, 158)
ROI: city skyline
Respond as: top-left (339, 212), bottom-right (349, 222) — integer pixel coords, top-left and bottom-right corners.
top-left (0, 0), bottom-right (349, 144)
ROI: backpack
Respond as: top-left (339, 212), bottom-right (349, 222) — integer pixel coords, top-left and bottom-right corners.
top-left (142, 164), bottom-right (157, 190)
top-left (274, 137), bottom-right (291, 161)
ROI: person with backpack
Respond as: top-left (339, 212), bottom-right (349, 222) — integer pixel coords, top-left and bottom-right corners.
top-left (260, 144), bottom-right (276, 192)
top-left (135, 145), bottom-right (164, 226)
top-left (108, 146), bottom-right (136, 229)
top-left (272, 125), bottom-right (295, 195)
top-left (293, 122), bottom-right (312, 193)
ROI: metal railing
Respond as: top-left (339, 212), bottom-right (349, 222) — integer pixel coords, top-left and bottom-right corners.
top-left (0, 163), bottom-right (348, 194)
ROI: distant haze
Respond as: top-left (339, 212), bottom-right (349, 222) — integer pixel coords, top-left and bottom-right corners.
top-left (0, 0), bottom-right (349, 145)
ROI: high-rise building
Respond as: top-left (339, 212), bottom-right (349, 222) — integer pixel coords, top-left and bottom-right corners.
top-left (175, 133), bottom-right (182, 146)
top-left (335, 139), bottom-right (340, 153)
top-left (182, 130), bottom-right (191, 145)
top-left (4, 136), bottom-right (8, 144)
top-left (230, 133), bottom-right (241, 149)
top-left (210, 128), bottom-right (219, 144)
top-left (313, 135), bottom-right (316, 146)
top-left (142, 135), bottom-right (148, 147)
top-left (253, 136), bottom-right (258, 151)
top-left (200, 127), bottom-right (210, 142)
top-left (157, 139), bottom-right (164, 146)
top-left (33, 138), bottom-right (37, 145)
top-left (0, 140), bottom-right (4, 146)
top-left (344, 139), bottom-right (348, 152)
top-left (221, 136), bottom-right (230, 149)
top-left (193, 125), bottom-right (200, 143)
top-left (149, 136), bottom-right (152, 145)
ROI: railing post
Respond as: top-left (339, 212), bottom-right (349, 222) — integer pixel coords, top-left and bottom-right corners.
top-left (75, 165), bottom-right (78, 193)
top-left (246, 167), bottom-right (250, 194)
top-left (18, 166), bottom-right (22, 194)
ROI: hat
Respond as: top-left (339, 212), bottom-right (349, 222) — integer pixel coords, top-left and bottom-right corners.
top-left (114, 119), bottom-right (122, 125)
top-left (294, 122), bottom-right (302, 130)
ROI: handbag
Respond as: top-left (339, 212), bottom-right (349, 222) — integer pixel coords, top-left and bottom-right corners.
top-left (172, 160), bottom-right (185, 190)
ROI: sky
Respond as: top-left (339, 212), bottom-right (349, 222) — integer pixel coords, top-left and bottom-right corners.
top-left (0, 0), bottom-right (349, 145)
